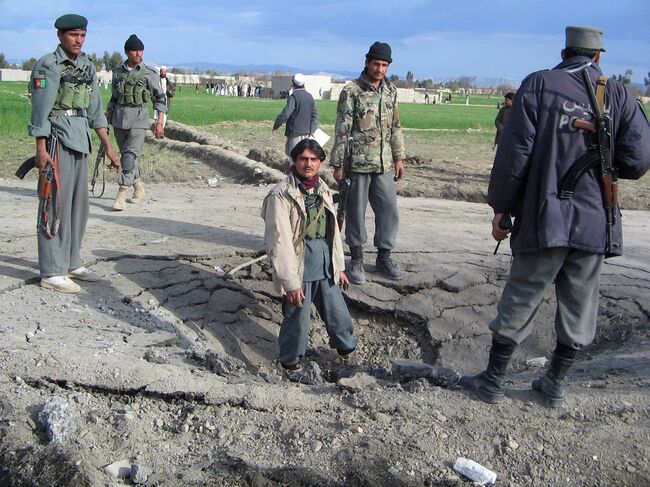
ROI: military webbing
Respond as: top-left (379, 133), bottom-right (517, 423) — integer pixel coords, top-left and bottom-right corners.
top-left (303, 192), bottom-right (327, 239)
top-left (53, 64), bottom-right (93, 111)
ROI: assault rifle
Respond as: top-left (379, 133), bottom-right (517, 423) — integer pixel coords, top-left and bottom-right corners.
top-left (335, 137), bottom-right (353, 230)
top-left (31, 131), bottom-right (62, 238)
top-left (582, 69), bottom-right (617, 255)
top-left (90, 128), bottom-right (109, 197)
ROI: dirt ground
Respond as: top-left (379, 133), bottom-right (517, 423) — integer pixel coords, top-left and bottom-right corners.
top-left (0, 123), bottom-right (649, 486)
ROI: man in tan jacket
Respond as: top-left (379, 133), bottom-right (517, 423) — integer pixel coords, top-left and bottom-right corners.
top-left (262, 139), bottom-right (357, 370)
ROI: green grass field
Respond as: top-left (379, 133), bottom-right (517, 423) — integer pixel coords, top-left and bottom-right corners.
top-left (0, 80), bottom-right (500, 138)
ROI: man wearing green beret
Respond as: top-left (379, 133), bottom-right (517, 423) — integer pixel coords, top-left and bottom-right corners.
top-left (28, 14), bottom-right (120, 293)
top-left (106, 34), bottom-right (167, 211)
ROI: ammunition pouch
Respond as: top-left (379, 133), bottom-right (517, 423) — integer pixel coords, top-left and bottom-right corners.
top-left (115, 72), bottom-right (150, 106)
top-left (53, 65), bottom-right (93, 111)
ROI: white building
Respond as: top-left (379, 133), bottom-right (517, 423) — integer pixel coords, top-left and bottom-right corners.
top-left (271, 74), bottom-right (331, 100)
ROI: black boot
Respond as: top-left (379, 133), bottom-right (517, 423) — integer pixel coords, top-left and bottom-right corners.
top-left (347, 246), bottom-right (365, 284)
top-left (376, 248), bottom-right (404, 280)
top-left (532, 343), bottom-right (577, 408)
top-left (460, 338), bottom-right (515, 403)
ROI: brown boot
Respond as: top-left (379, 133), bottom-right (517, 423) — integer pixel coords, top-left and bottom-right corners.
top-left (131, 179), bottom-right (145, 204)
top-left (113, 185), bottom-right (129, 211)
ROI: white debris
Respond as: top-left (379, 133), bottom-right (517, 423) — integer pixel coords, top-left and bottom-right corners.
top-left (526, 357), bottom-right (548, 367)
top-left (453, 457), bottom-right (497, 485)
top-left (38, 396), bottom-right (76, 444)
top-left (208, 177), bottom-right (220, 187)
top-left (103, 459), bottom-right (131, 478)
top-left (150, 236), bottom-right (169, 244)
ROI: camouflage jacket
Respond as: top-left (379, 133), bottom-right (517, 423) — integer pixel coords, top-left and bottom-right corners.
top-left (330, 72), bottom-right (405, 173)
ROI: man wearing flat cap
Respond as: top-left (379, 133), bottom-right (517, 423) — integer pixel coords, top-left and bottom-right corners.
top-left (273, 73), bottom-right (318, 156)
top-left (461, 26), bottom-right (650, 408)
top-left (106, 34), bottom-right (167, 211)
top-left (330, 41), bottom-right (406, 285)
top-left (28, 14), bottom-right (120, 293)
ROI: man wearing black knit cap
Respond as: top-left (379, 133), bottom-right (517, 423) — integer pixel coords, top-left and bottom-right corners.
top-left (330, 41), bottom-right (406, 285)
top-left (106, 34), bottom-right (167, 211)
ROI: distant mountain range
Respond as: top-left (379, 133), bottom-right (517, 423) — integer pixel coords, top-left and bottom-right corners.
top-left (5, 58), bottom-right (645, 91)
top-left (176, 62), bottom-right (525, 88)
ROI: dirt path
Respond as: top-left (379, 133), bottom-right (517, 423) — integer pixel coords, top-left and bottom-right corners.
top-left (1, 166), bottom-right (649, 486)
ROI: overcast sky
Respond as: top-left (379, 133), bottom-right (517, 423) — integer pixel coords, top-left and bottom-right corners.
top-left (1, 0), bottom-right (648, 83)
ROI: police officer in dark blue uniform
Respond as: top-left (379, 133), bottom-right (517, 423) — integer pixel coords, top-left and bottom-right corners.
top-left (461, 26), bottom-right (650, 407)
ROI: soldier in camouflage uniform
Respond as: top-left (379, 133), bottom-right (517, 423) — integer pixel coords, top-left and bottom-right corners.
top-left (29, 14), bottom-right (120, 293)
top-left (106, 34), bottom-right (167, 211)
top-left (330, 41), bottom-right (406, 284)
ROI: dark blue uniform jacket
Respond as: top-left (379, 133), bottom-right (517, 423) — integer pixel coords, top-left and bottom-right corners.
top-left (489, 56), bottom-right (650, 257)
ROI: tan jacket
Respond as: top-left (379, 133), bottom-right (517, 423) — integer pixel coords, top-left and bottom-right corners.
top-left (261, 175), bottom-right (345, 294)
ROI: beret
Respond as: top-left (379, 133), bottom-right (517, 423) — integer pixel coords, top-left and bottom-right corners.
top-left (54, 14), bottom-right (88, 31)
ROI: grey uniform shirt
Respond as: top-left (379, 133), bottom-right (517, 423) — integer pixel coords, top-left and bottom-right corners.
top-left (107, 62), bottom-right (167, 130)
top-left (29, 45), bottom-right (107, 154)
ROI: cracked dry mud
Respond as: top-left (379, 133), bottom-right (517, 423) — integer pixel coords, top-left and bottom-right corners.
top-left (0, 128), bottom-right (649, 486)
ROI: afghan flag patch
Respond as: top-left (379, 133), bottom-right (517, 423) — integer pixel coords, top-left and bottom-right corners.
top-left (33, 71), bottom-right (46, 89)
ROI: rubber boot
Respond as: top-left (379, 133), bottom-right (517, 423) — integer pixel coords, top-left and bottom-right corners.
top-left (376, 248), bottom-right (405, 280)
top-left (532, 343), bottom-right (577, 408)
top-left (112, 185), bottom-right (129, 211)
top-left (347, 246), bottom-right (365, 284)
top-left (460, 338), bottom-right (515, 403)
top-left (131, 179), bottom-right (145, 204)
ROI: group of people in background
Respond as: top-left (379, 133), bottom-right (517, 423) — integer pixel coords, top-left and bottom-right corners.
top-left (27, 15), bottom-right (650, 409)
top-left (204, 81), bottom-right (263, 98)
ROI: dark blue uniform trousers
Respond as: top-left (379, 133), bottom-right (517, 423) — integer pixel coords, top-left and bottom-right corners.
top-left (279, 277), bottom-right (357, 366)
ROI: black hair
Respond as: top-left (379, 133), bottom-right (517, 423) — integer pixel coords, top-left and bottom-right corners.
top-left (290, 138), bottom-right (326, 162)
top-left (504, 92), bottom-right (515, 100)
top-left (563, 47), bottom-right (600, 60)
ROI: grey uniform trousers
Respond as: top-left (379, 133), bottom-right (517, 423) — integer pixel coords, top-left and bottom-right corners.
top-left (345, 171), bottom-right (399, 250)
top-left (490, 248), bottom-right (604, 349)
top-left (279, 277), bottom-right (357, 366)
top-left (38, 146), bottom-right (89, 277)
top-left (114, 127), bottom-right (145, 187)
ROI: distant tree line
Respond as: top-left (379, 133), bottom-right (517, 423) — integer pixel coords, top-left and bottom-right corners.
top-left (1, 50), bottom-right (648, 96)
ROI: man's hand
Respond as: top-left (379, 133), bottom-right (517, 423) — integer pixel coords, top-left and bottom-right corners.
top-left (35, 138), bottom-right (52, 170)
top-left (106, 148), bottom-right (121, 172)
top-left (333, 167), bottom-right (345, 184)
top-left (154, 122), bottom-right (164, 139)
top-left (394, 160), bottom-right (405, 181)
top-left (339, 272), bottom-right (350, 290)
top-left (492, 213), bottom-right (511, 241)
top-left (285, 288), bottom-right (305, 308)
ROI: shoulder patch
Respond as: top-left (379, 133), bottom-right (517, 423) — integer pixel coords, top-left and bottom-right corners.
top-left (33, 70), bottom-right (47, 89)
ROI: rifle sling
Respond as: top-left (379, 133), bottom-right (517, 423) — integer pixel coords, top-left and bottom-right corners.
top-left (293, 202), bottom-right (325, 249)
